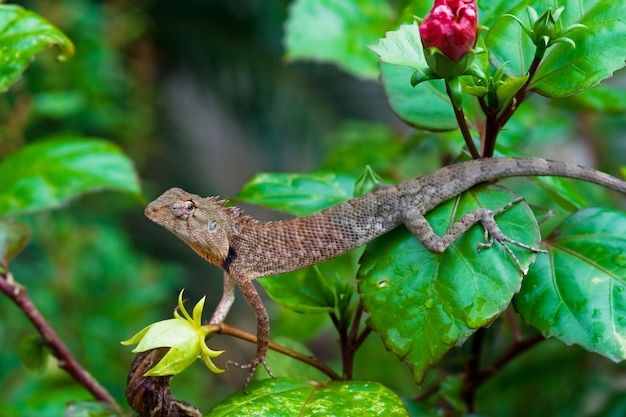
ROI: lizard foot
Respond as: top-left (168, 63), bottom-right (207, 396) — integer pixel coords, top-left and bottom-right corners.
top-left (476, 197), bottom-right (547, 274)
top-left (226, 355), bottom-right (275, 393)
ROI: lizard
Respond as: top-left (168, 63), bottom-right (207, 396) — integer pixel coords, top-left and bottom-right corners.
top-left (145, 157), bottom-right (626, 385)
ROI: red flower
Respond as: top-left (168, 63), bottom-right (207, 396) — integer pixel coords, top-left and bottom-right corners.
top-left (419, 0), bottom-right (478, 62)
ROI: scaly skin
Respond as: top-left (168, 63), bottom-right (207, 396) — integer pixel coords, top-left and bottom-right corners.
top-left (145, 157), bottom-right (626, 385)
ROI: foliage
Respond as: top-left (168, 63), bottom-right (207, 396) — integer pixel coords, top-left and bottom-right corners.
top-left (1, 0), bottom-right (626, 416)
top-left (0, 1), bottom-right (168, 416)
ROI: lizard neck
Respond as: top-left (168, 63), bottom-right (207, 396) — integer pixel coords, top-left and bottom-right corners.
top-left (230, 190), bottom-right (403, 276)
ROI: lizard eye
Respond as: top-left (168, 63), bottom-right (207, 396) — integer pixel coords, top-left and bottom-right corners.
top-left (208, 220), bottom-right (217, 232)
top-left (171, 200), bottom-right (195, 219)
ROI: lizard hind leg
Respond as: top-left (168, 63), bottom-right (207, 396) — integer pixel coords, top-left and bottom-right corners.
top-left (403, 196), bottom-right (546, 274)
top-left (459, 197), bottom-right (548, 274)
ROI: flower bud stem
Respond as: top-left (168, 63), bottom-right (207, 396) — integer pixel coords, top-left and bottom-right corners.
top-left (445, 80), bottom-right (480, 159)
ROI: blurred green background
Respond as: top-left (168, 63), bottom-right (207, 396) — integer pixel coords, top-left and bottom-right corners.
top-left (1, 0), bottom-right (625, 416)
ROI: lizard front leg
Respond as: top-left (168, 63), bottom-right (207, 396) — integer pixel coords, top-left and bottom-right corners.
top-left (402, 197), bottom-right (546, 272)
top-left (228, 274), bottom-right (274, 387)
top-left (210, 272), bottom-right (236, 324)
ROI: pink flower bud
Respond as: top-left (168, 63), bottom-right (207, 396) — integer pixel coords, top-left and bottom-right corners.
top-left (419, 0), bottom-right (478, 62)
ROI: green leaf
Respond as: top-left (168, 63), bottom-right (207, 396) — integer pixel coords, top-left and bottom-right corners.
top-left (0, 138), bottom-right (141, 218)
top-left (236, 171), bottom-right (355, 216)
top-left (359, 185), bottom-right (540, 383)
top-left (33, 90), bottom-right (85, 118)
top-left (495, 74), bottom-right (529, 106)
top-left (259, 250), bottom-right (359, 315)
top-left (319, 121), bottom-right (405, 177)
top-left (64, 401), bottom-right (126, 417)
top-left (207, 378), bottom-right (409, 417)
top-left (488, 0), bottom-right (626, 98)
top-left (380, 63), bottom-right (458, 131)
top-left (0, 219), bottom-right (31, 263)
top-left (18, 334), bottom-right (48, 372)
top-left (354, 165), bottom-right (384, 197)
top-left (0, 4), bottom-right (74, 92)
top-left (369, 22), bottom-right (427, 70)
top-left (515, 208), bottom-right (626, 362)
top-left (565, 85), bottom-right (626, 112)
top-left (284, 0), bottom-right (394, 79)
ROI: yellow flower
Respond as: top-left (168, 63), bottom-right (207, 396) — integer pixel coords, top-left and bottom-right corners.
top-left (122, 289), bottom-right (224, 375)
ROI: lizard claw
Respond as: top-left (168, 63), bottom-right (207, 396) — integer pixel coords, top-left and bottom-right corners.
top-left (226, 354), bottom-right (275, 393)
top-left (475, 197), bottom-right (548, 274)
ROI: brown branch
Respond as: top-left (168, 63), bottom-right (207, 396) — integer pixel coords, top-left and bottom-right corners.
top-left (0, 271), bottom-right (120, 409)
top-left (211, 323), bottom-right (342, 381)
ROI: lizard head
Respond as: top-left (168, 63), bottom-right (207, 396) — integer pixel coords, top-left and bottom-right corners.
top-left (145, 187), bottom-right (235, 269)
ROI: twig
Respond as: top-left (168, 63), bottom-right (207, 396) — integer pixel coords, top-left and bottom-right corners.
top-left (211, 323), bottom-right (341, 381)
top-left (0, 271), bottom-right (120, 409)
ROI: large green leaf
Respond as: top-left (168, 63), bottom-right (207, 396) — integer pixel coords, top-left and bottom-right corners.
top-left (515, 208), bottom-right (626, 362)
top-left (259, 250), bottom-right (359, 315)
top-left (0, 138), bottom-right (141, 218)
top-left (359, 185), bottom-right (540, 383)
top-left (487, 0), bottom-right (626, 98)
top-left (380, 63), bottom-right (458, 131)
top-left (236, 171), bottom-right (355, 216)
top-left (0, 4), bottom-right (74, 92)
top-left (284, 0), bottom-right (393, 79)
top-left (207, 378), bottom-right (409, 417)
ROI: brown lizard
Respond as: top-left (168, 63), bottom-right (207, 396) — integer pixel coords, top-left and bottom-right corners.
top-left (145, 157), bottom-right (626, 385)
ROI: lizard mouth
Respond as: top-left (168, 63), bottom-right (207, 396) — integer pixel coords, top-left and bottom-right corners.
top-left (144, 202), bottom-right (164, 225)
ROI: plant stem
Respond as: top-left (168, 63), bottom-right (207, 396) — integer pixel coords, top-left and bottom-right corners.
top-left (413, 332), bottom-right (545, 405)
top-left (482, 54), bottom-right (544, 158)
top-left (496, 54), bottom-right (542, 128)
top-left (0, 271), bottom-right (120, 409)
top-left (330, 312), bottom-right (353, 379)
top-left (445, 81), bottom-right (481, 159)
top-left (481, 114), bottom-right (499, 158)
top-left (213, 323), bottom-right (341, 380)
top-left (461, 333), bottom-right (544, 400)
top-left (462, 328), bottom-right (486, 411)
